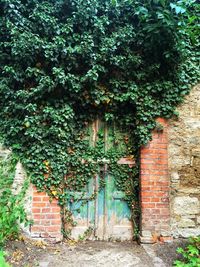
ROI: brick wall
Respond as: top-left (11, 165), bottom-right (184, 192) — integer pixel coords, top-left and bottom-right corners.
top-left (30, 186), bottom-right (62, 241)
top-left (0, 118), bottom-right (173, 242)
top-left (140, 118), bottom-right (171, 243)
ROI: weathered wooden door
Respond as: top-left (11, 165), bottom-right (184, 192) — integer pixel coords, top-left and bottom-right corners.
top-left (67, 119), bottom-right (135, 241)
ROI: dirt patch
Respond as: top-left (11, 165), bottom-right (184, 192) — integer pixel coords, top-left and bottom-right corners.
top-left (154, 239), bottom-right (188, 267)
top-left (4, 237), bottom-right (54, 266)
top-left (46, 241), bottom-right (152, 267)
top-left (4, 237), bottom-right (153, 267)
top-left (4, 236), bottom-right (187, 267)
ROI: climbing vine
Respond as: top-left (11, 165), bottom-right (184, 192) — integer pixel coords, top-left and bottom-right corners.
top-left (0, 0), bottom-right (199, 238)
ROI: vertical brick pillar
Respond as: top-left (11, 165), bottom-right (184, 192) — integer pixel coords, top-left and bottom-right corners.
top-left (31, 186), bottom-right (62, 241)
top-left (140, 118), bottom-right (171, 243)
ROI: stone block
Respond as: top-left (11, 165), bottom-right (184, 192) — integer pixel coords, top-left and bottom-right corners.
top-left (185, 119), bottom-right (200, 129)
top-left (160, 230), bottom-right (171, 237)
top-left (192, 149), bottom-right (200, 157)
top-left (141, 230), bottom-right (152, 237)
top-left (173, 228), bottom-right (200, 238)
top-left (0, 146), bottom-right (11, 158)
top-left (139, 235), bottom-right (155, 244)
top-left (171, 172), bottom-right (179, 181)
top-left (178, 218), bottom-right (195, 228)
top-left (173, 196), bottom-right (199, 215)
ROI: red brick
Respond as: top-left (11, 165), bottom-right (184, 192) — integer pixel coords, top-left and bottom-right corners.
top-left (151, 209), bottom-right (161, 214)
top-left (160, 209), bottom-right (170, 215)
top-left (161, 197), bottom-right (169, 202)
top-left (156, 203), bottom-right (168, 208)
top-left (33, 214), bottom-right (46, 220)
top-left (32, 208), bottom-right (41, 213)
top-left (41, 221), bottom-right (51, 226)
top-left (141, 187), bottom-right (151, 191)
top-left (33, 197), bottom-right (42, 201)
top-left (48, 202), bottom-right (59, 208)
top-left (153, 158), bottom-right (168, 165)
top-left (46, 214), bottom-right (60, 219)
top-left (32, 220), bottom-right (41, 225)
top-left (140, 174), bottom-right (151, 181)
top-left (141, 153), bottom-right (168, 160)
top-left (51, 207), bottom-right (61, 213)
top-left (31, 185), bottom-right (62, 239)
top-left (33, 190), bottom-right (46, 197)
top-left (46, 226), bottom-right (61, 232)
top-left (42, 196), bottom-right (50, 201)
top-left (141, 191), bottom-right (166, 197)
top-left (41, 208), bottom-right (51, 213)
top-left (31, 226), bottom-right (45, 232)
top-left (148, 170), bottom-right (168, 175)
top-left (140, 169), bottom-right (151, 174)
top-left (150, 143), bottom-right (167, 149)
top-left (142, 203), bottom-right (155, 208)
top-left (141, 192), bottom-right (153, 197)
top-left (156, 118), bottom-right (167, 124)
top-left (33, 202), bottom-right (47, 207)
top-left (141, 197), bottom-right (151, 202)
top-left (141, 159), bottom-right (155, 164)
top-left (141, 118), bottom-right (170, 238)
top-left (141, 181), bottom-right (155, 186)
top-left (148, 175), bottom-right (168, 181)
top-left (155, 182), bottom-right (169, 186)
top-left (150, 198), bottom-right (161, 202)
top-left (51, 220), bottom-right (61, 225)
top-left (156, 214), bottom-right (170, 220)
top-left (150, 186), bottom-right (169, 191)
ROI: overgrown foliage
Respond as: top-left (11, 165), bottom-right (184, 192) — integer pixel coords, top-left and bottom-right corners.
top-left (0, 155), bottom-right (30, 246)
top-left (0, 251), bottom-right (11, 267)
top-left (174, 237), bottom-right (200, 267)
top-left (0, 0), bottom-right (199, 237)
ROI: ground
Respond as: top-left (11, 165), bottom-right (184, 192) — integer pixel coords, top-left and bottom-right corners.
top-left (4, 237), bottom-right (186, 267)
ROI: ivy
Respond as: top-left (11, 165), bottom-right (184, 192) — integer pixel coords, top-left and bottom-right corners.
top-left (0, 0), bottom-right (199, 238)
top-left (0, 154), bottom-right (31, 245)
top-left (174, 237), bottom-right (200, 267)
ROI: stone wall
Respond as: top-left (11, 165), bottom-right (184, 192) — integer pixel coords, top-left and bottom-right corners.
top-left (13, 161), bottom-right (33, 236)
top-left (169, 84), bottom-right (200, 237)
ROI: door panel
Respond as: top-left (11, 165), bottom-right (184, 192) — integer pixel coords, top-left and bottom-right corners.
top-left (67, 119), bottom-right (134, 240)
top-left (67, 178), bottom-right (95, 239)
top-left (104, 174), bottom-right (133, 241)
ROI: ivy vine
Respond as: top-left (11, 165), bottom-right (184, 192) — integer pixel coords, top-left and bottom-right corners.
top-left (0, 0), bottom-right (199, 239)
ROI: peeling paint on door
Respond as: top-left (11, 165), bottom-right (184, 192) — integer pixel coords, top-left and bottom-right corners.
top-left (67, 119), bottom-right (135, 241)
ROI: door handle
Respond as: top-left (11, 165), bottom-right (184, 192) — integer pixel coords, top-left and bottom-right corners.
top-left (99, 163), bottom-right (108, 176)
